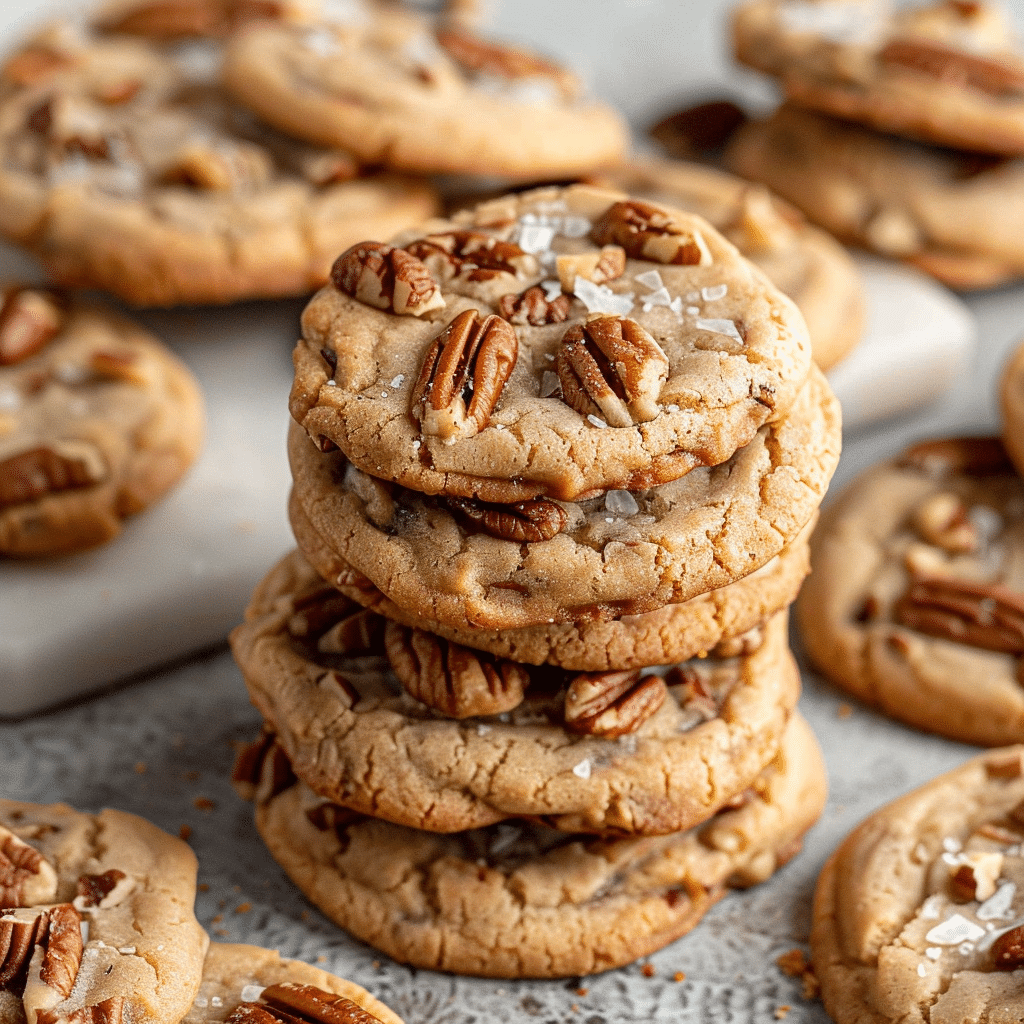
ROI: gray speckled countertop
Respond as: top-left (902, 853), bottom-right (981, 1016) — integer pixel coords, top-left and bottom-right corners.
top-left (3, 0), bottom-right (1024, 1020)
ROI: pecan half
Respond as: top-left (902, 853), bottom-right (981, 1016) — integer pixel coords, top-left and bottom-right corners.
top-left (899, 436), bottom-right (1012, 476)
top-left (75, 870), bottom-right (128, 910)
top-left (911, 492), bottom-right (978, 553)
top-left (0, 828), bottom-right (56, 908)
top-left (591, 200), bottom-right (712, 265)
top-left (230, 982), bottom-right (384, 1024)
top-left (98, 0), bottom-right (285, 38)
top-left (385, 621), bottom-right (529, 718)
top-left (25, 903), bottom-right (83, 1006)
top-left (304, 802), bottom-right (362, 837)
top-left (231, 731), bottom-right (296, 804)
top-left (0, 288), bottom-right (65, 366)
top-left (436, 27), bottom-right (577, 100)
top-left (410, 309), bottom-right (518, 440)
top-left (992, 925), bottom-right (1024, 970)
top-left (880, 37), bottom-right (1024, 98)
top-left (497, 286), bottom-right (571, 326)
top-left (446, 494), bottom-right (567, 541)
top-left (564, 670), bottom-right (667, 737)
top-left (0, 907), bottom-right (49, 992)
top-left (555, 245), bottom-right (627, 292)
top-left (90, 350), bottom-right (150, 388)
top-left (331, 242), bottom-right (444, 317)
top-left (0, 443), bottom-right (108, 510)
top-left (555, 315), bottom-right (668, 427)
top-left (893, 576), bottom-right (1024, 654)
top-left (404, 231), bottom-right (536, 283)
top-left (316, 608), bottom-right (382, 657)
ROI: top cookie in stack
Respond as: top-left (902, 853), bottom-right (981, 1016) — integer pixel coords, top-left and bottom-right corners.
top-left (724, 0), bottom-right (1024, 288)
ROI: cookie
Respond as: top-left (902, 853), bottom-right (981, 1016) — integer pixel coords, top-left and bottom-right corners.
top-left (796, 435), bottom-right (1024, 746)
top-left (239, 712), bottom-right (825, 978)
top-left (0, 23), bottom-right (439, 306)
top-left (230, 549), bottom-right (801, 835)
top-left (183, 943), bottom-right (403, 1024)
top-left (0, 286), bottom-right (203, 556)
top-left (288, 365), bottom-right (839, 631)
top-left (0, 798), bottom-right (208, 1024)
top-left (999, 338), bottom-right (1024, 478)
top-left (598, 158), bottom-right (864, 371)
top-left (732, 0), bottom-right (1024, 155)
top-left (725, 102), bottom-right (1024, 290)
top-left (291, 183), bottom-right (814, 503)
top-left (289, 507), bottom-right (815, 671)
top-left (813, 745), bottom-right (1024, 1024)
top-left (221, 4), bottom-right (627, 178)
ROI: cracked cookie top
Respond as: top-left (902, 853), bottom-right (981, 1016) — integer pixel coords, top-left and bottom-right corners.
top-left (797, 435), bottom-right (1024, 746)
top-left (813, 745), bottom-right (1024, 1024)
top-left (291, 183), bottom-right (815, 503)
top-left (733, 0), bottom-right (1024, 155)
top-left (229, 550), bottom-right (801, 836)
top-left (0, 19), bottom-right (438, 306)
top-left (221, 0), bottom-right (627, 177)
top-left (0, 799), bottom-right (208, 1024)
top-left (0, 286), bottom-right (203, 556)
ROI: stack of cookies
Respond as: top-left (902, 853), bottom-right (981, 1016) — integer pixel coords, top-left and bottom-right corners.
top-left (230, 182), bottom-right (843, 977)
top-left (0, 796), bottom-right (406, 1024)
top-left (721, 0), bottom-right (1024, 290)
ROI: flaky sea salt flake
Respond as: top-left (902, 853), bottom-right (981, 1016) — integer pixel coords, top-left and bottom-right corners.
top-left (925, 914), bottom-right (985, 945)
top-left (573, 276), bottom-right (634, 317)
top-left (916, 964), bottom-right (927, 978)
top-left (573, 759), bottom-right (592, 779)
top-left (634, 269), bottom-right (664, 291)
top-left (517, 223), bottom-right (556, 254)
top-left (240, 986), bottom-right (264, 1003)
top-left (540, 370), bottom-right (560, 398)
top-left (605, 490), bottom-right (639, 515)
top-left (926, 947), bottom-right (941, 960)
top-left (587, 414), bottom-right (608, 429)
top-left (702, 284), bottom-right (728, 301)
top-left (943, 837), bottom-right (963, 854)
top-left (978, 881), bottom-right (1016, 920)
top-left (641, 287), bottom-right (673, 311)
top-left (390, 374), bottom-right (404, 388)
top-left (541, 279), bottom-right (563, 301)
top-left (695, 318), bottom-right (744, 343)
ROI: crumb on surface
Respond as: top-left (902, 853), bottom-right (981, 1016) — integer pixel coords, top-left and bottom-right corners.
top-left (179, 824), bottom-right (192, 842)
top-left (194, 796), bottom-right (216, 811)
top-left (837, 703), bottom-right (852, 719)
top-left (575, 987), bottom-right (588, 997)
top-left (777, 949), bottom-right (808, 977)
top-left (775, 1005), bottom-right (791, 1019)
top-left (673, 971), bottom-right (685, 982)
top-left (641, 963), bottom-right (655, 978)
top-left (134, 761), bottom-right (147, 774)
top-left (235, 902), bottom-right (252, 914)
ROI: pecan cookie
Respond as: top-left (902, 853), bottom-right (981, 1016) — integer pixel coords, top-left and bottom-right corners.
top-left (221, 2), bottom-right (627, 178)
top-left (229, 550), bottom-right (801, 835)
top-left (291, 183), bottom-right (815, 502)
top-left (813, 745), bottom-right (1024, 1024)
top-left (239, 712), bottom-right (825, 978)
top-left (0, 798), bottom-right (208, 1024)
top-left (289, 504), bottom-right (815, 671)
top-left (0, 22), bottom-right (438, 306)
top-left (796, 435), bottom-right (1024, 746)
top-left (182, 942), bottom-right (403, 1024)
top-left (598, 158), bottom-right (864, 371)
top-left (999, 338), bottom-right (1024, 479)
top-left (732, 0), bottom-right (1024, 155)
top-left (725, 103), bottom-right (1024, 290)
top-left (288, 365), bottom-right (838, 630)
top-left (0, 286), bottom-right (203, 556)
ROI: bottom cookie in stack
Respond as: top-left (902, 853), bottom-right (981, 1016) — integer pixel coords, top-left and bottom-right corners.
top-left (230, 549), bottom-right (828, 977)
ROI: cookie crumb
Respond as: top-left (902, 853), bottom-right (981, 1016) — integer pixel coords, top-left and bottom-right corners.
top-left (372, 960), bottom-right (380, 969)
top-left (213, 928), bottom-right (229, 937)
top-left (837, 703), bottom-right (853, 719)
top-left (235, 902), bottom-right (252, 914)
top-left (193, 796), bottom-right (215, 811)
top-left (211, 915), bottom-right (223, 924)
top-left (641, 963), bottom-right (655, 978)
top-left (673, 971), bottom-right (685, 982)
top-left (184, 770), bottom-right (200, 782)
top-left (198, 883), bottom-right (209, 892)
top-left (575, 987), bottom-right (588, 997)
top-left (776, 949), bottom-right (808, 977)
top-left (179, 824), bottom-right (192, 842)
top-left (134, 761), bottom-right (147, 774)
top-left (775, 1006), bottom-right (791, 1019)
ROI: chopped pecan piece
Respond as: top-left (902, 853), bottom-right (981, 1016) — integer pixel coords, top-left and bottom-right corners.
top-left (331, 242), bottom-right (444, 317)
top-left (2, 46), bottom-right (74, 86)
top-left (436, 27), bottom-right (577, 100)
top-left (497, 286), bottom-right (571, 326)
top-left (255, 981), bottom-right (384, 1024)
top-left (98, 0), bottom-right (285, 38)
top-left (161, 141), bottom-right (272, 191)
top-left (90, 350), bottom-right (151, 387)
top-left (316, 608), bottom-right (382, 656)
top-left (385, 622), bottom-right (529, 718)
top-left (555, 315), bottom-right (668, 427)
top-left (564, 670), bottom-right (667, 737)
top-left (555, 245), bottom-right (627, 292)
top-left (410, 309), bottom-right (518, 440)
top-left (893, 576), bottom-right (1024, 654)
top-left (0, 907), bottom-right (49, 992)
top-left (0, 443), bottom-right (107, 510)
top-left (724, 188), bottom-right (798, 255)
top-left (0, 827), bottom-right (56, 908)
top-left (294, 150), bottom-right (359, 187)
top-left (899, 436), bottom-right (1012, 476)
top-left (24, 903), bottom-right (83, 1006)
top-left (304, 802), bottom-right (362, 836)
top-left (948, 852), bottom-right (1002, 901)
top-left (992, 925), bottom-right (1024, 970)
top-left (591, 200), bottom-right (712, 265)
top-left (446, 494), bottom-right (567, 542)
top-left (880, 37), bottom-right (1024, 98)
top-left (231, 731), bottom-right (296, 804)
top-left (404, 231), bottom-right (536, 283)
top-left (75, 870), bottom-right (128, 909)
top-left (0, 288), bottom-right (65, 366)
top-left (911, 492), bottom-right (978, 553)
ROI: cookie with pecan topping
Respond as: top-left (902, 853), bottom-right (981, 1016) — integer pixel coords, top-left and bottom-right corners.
top-left (241, 712), bottom-right (825, 978)
top-left (0, 286), bottom-right (203, 556)
top-left (292, 183), bottom-right (815, 503)
top-left (813, 746), bottom-right (1024, 1024)
top-left (0, 798), bottom-right (207, 1024)
top-left (732, 0), bottom-right (1024, 154)
top-left (220, 1), bottom-right (626, 178)
top-left (182, 942), bottom-right (403, 1024)
top-left (725, 103), bottom-right (1024, 290)
top-left (796, 435), bottom-right (1024, 745)
top-left (0, 20), bottom-right (438, 306)
top-left (598, 157), bottom-right (865, 370)
top-left (229, 550), bottom-right (802, 836)
top-left (288, 366), bottom-right (838, 630)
